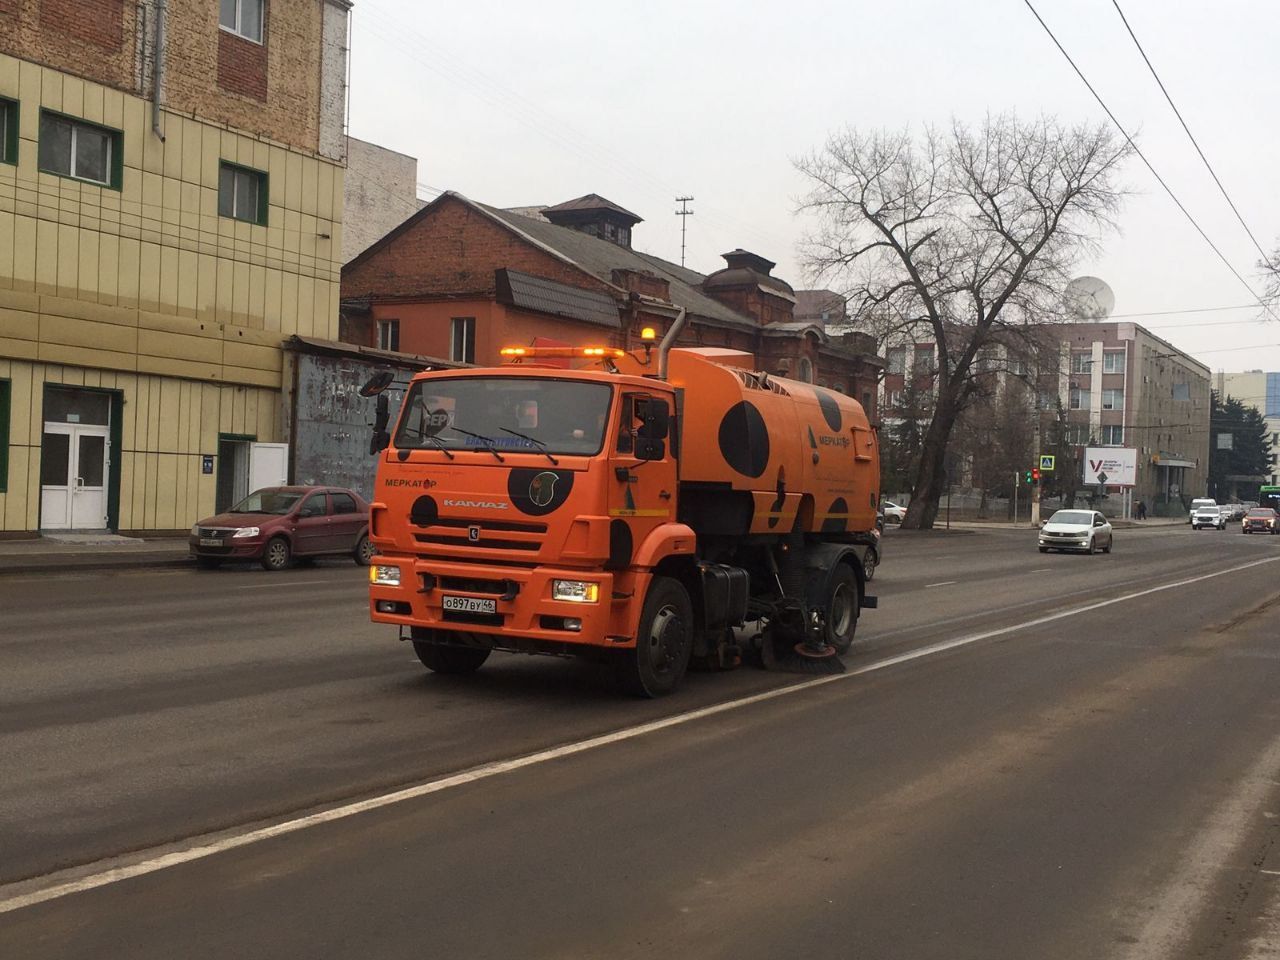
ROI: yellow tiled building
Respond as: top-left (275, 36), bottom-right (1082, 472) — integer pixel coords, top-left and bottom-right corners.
top-left (0, 0), bottom-right (350, 534)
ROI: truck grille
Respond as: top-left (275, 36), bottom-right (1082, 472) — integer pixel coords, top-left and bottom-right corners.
top-left (414, 518), bottom-right (547, 554)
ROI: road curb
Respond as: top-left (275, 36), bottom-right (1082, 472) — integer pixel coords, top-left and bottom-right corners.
top-left (0, 555), bottom-right (194, 577)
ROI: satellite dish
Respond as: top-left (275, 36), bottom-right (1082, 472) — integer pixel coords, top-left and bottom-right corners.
top-left (1064, 276), bottom-right (1116, 320)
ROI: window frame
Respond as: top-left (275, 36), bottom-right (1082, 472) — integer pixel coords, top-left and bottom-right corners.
top-left (0, 379), bottom-right (10, 492)
top-left (37, 110), bottom-right (123, 189)
top-left (219, 0), bottom-right (265, 44)
top-left (1101, 424), bottom-right (1124, 446)
top-left (886, 347), bottom-right (906, 375)
top-left (377, 319), bottom-right (400, 352)
top-left (330, 491), bottom-right (358, 515)
top-left (451, 317), bottom-right (476, 365)
top-left (1069, 387), bottom-right (1091, 410)
top-left (1070, 352), bottom-right (1093, 374)
top-left (0, 97), bottom-right (17, 166)
top-left (1102, 351), bottom-right (1125, 374)
top-left (218, 161), bottom-right (269, 226)
top-left (1101, 388), bottom-right (1123, 411)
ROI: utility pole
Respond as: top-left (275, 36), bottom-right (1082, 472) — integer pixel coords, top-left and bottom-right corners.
top-left (1031, 418), bottom-right (1042, 527)
top-left (674, 196), bottom-right (694, 267)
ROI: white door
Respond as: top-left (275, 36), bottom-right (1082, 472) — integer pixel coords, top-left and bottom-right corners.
top-left (248, 443), bottom-right (289, 492)
top-left (40, 423), bottom-right (110, 530)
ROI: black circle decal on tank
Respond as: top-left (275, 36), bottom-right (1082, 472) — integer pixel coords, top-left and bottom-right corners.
top-left (508, 467), bottom-right (574, 516)
top-left (821, 497), bottom-right (848, 534)
top-left (717, 401), bottom-right (770, 478)
top-left (815, 388), bottom-right (842, 432)
top-left (409, 495), bottom-right (439, 527)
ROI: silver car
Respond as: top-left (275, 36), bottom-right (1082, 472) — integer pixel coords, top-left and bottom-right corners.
top-left (1038, 509), bottom-right (1114, 554)
top-left (1191, 505), bottom-right (1225, 530)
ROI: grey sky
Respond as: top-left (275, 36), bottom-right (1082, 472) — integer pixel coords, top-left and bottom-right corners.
top-left (347, 0), bottom-right (1280, 382)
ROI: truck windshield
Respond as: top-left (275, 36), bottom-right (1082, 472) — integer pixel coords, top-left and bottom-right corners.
top-left (394, 377), bottom-right (613, 456)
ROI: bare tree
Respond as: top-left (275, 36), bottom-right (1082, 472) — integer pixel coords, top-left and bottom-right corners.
top-left (796, 115), bottom-right (1132, 528)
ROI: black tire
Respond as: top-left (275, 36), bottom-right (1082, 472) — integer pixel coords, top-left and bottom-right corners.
top-left (823, 563), bottom-right (861, 656)
top-left (195, 556), bottom-right (222, 570)
top-left (861, 546), bottom-right (877, 582)
top-left (1088, 537), bottom-right (1098, 555)
top-left (411, 629), bottom-right (490, 674)
top-left (353, 533), bottom-right (375, 566)
top-left (1104, 535), bottom-right (1113, 554)
top-left (619, 576), bottom-right (693, 698)
top-left (260, 536), bottom-right (291, 571)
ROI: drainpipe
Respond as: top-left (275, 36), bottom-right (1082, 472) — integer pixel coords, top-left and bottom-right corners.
top-left (657, 308), bottom-right (688, 381)
top-left (152, 0), bottom-right (167, 141)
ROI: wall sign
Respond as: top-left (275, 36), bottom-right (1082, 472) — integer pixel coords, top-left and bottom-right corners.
top-left (202, 454), bottom-right (214, 475)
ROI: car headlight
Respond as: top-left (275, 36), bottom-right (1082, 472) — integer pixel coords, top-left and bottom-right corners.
top-left (370, 564), bottom-right (401, 586)
top-left (190, 523), bottom-right (199, 536)
top-left (553, 579), bottom-right (599, 603)
top-left (231, 526), bottom-right (260, 539)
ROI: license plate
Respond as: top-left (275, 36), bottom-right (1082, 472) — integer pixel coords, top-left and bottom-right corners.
top-left (442, 595), bottom-right (497, 615)
top-left (199, 538), bottom-right (222, 547)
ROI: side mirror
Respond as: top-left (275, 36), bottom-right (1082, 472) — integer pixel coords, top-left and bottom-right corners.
top-left (635, 437), bottom-right (666, 461)
top-left (360, 371), bottom-right (395, 397)
top-left (636, 397), bottom-right (670, 441)
top-left (369, 393), bottom-right (391, 454)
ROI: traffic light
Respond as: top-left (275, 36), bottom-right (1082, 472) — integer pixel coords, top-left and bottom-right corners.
top-left (1024, 469), bottom-right (1033, 484)
top-left (1032, 467), bottom-right (1041, 484)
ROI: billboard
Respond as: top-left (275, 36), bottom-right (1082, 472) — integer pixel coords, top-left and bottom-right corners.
top-left (1083, 447), bottom-right (1137, 487)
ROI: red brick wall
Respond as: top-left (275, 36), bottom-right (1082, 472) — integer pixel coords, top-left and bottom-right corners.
top-left (217, 21), bottom-right (268, 101)
top-left (342, 197), bottom-right (614, 301)
top-left (0, 0), bottom-right (21, 18)
top-left (40, 0), bottom-right (123, 50)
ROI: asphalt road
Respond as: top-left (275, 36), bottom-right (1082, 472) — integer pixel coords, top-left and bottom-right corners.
top-left (2, 523), bottom-right (1279, 958)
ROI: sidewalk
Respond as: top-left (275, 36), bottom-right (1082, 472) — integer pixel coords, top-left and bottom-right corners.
top-left (0, 534), bottom-right (191, 576)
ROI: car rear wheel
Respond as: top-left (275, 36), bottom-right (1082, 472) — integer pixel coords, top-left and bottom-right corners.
top-left (260, 536), bottom-right (291, 571)
top-left (353, 533), bottom-right (375, 566)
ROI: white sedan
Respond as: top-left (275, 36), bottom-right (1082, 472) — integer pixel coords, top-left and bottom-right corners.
top-left (1038, 509), bottom-right (1113, 555)
top-left (880, 500), bottom-right (907, 524)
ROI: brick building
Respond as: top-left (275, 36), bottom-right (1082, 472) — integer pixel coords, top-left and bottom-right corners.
top-left (340, 191), bottom-right (883, 415)
top-left (0, 0), bottom-right (350, 535)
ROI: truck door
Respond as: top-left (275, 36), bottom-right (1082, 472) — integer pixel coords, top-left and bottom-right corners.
top-left (608, 393), bottom-right (677, 567)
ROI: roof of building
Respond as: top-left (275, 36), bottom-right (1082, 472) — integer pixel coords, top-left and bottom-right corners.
top-left (795, 289), bottom-right (847, 322)
top-left (495, 269), bottom-right (620, 329)
top-left (541, 194), bottom-right (643, 223)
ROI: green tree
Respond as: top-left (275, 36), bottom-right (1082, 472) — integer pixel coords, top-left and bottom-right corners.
top-left (1209, 391), bottom-right (1271, 499)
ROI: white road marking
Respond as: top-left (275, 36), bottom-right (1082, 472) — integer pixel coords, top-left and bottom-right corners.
top-left (1, 554), bottom-right (1276, 916)
top-left (1262, 869), bottom-right (1280, 876)
top-left (925, 580), bottom-right (958, 588)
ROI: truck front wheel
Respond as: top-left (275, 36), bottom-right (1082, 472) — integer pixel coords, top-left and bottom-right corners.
top-left (620, 576), bottom-right (693, 698)
top-left (411, 629), bottom-right (490, 675)
top-left (824, 564), bottom-right (861, 656)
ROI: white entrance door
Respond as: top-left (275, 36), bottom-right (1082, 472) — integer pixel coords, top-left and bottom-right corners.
top-left (248, 443), bottom-right (289, 492)
top-left (40, 423), bottom-right (110, 530)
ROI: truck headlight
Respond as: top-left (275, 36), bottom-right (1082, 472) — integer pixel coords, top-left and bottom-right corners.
top-left (232, 526), bottom-right (260, 538)
top-left (370, 564), bottom-right (401, 586)
top-left (553, 580), bottom-right (599, 603)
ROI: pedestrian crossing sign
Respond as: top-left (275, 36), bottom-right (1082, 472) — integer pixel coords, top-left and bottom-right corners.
top-left (1039, 455), bottom-right (1055, 471)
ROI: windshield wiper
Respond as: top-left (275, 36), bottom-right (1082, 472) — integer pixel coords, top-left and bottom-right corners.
top-left (446, 426), bottom-right (505, 462)
top-left (499, 427), bottom-right (559, 465)
top-left (419, 434), bottom-right (455, 460)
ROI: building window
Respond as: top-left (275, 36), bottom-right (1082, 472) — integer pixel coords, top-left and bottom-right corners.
top-left (451, 317), bottom-right (476, 364)
top-left (1070, 352), bottom-right (1093, 374)
top-left (0, 98), bottom-right (16, 165)
top-left (0, 379), bottom-right (9, 492)
top-left (220, 0), bottom-right (264, 42)
top-left (1101, 424), bottom-right (1124, 445)
top-left (1102, 351), bottom-right (1125, 374)
top-left (1009, 357), bottom-right (1028, 377)
top-left (886, 389), bottom-right (902, 410)
top-left (1102, 388), bottom-right (1123, 411)
top-left (218, 162), bottom-right (268, 225)
top-left (377, 319), bottom-right (400, 352)
top-left (1171, 382), bottom-right (1191, 401)
top-left (1069, 387), bottom-right (1090, 410)
top-left (886, 347), bottom-right (906, 375)
top-left (913, 347), bottom-right (935, 374)
top-left (38, 112), bottom-right (121, 188)
top-left (797, 357), bottom-right (814, 383)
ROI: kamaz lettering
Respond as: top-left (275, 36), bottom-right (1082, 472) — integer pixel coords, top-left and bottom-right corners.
top-left (442, 499), bottom-right (509, 510)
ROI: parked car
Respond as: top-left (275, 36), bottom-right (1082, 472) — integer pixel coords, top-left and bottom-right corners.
top-left (1038, 509), bottom-right (1113, 554)
top-left (1241, 507), bottom-right (1279, 535)
top-left (1191, 504), bottom-right (1226, 530)
top-left (880, 500), bottom-right (907, 524)
top-left (1187, 498), bottom-right (1217, 524)
top-left (190, 486), bottom-right (373, 570)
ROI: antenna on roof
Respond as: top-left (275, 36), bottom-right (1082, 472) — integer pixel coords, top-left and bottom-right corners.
top-left (674, 196), bottom-right (694, 267)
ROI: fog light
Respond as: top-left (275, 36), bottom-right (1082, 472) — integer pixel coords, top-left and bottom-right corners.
top-left (564, 617), bottom-right (582, 632)
top-left (371, 564), bottom-right (401, 586)
top-left (552, 580), bottom-right (599, 603)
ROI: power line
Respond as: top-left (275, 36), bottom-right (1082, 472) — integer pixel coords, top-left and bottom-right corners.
top-left (1108, 303), bottom-right (1258, 319)
top-left (1109, 0), bottom-right (1273, 267)
top-left (1021, 0), bottom-right (1280, 324)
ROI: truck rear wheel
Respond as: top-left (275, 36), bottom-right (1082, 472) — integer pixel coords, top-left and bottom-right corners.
top-left (619, 576), bottom-right (693, 698)
top-left (411, 629), bottom-right (490, 675)
top-left (823, 564), bottom-right (860, 656)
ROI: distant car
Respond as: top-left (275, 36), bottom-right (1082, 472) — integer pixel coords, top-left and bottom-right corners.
top-left (1241, 507), bottom-right (1279, 535)
top-left (1191, 504), bottom-right (1226, 530)
top-left (880, 500), bottom-right (907, 524)
top-left (1219, 503), bottom-right (1245, 521)
top-left (1038, 509), bottom-right (1113, 554)
top-left (1187, 498), bottom-right (1217, 524)
top-left (190, 486), bottom-right (373, 570)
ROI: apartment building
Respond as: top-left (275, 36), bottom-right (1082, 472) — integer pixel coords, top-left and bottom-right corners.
top-left (0, 0), bottom-right (350, 536)
top-left (1214, 370), bottom-right (1280, 486)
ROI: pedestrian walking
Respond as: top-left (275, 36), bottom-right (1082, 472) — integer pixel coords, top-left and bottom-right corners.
top-left (1136, 499), bottom-right (1147, 521)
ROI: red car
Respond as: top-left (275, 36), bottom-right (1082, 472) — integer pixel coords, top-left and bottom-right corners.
top-left (1241, 507), bottom-right (1279, 534)
top-left (190, 486), bottom-right (373, 570)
